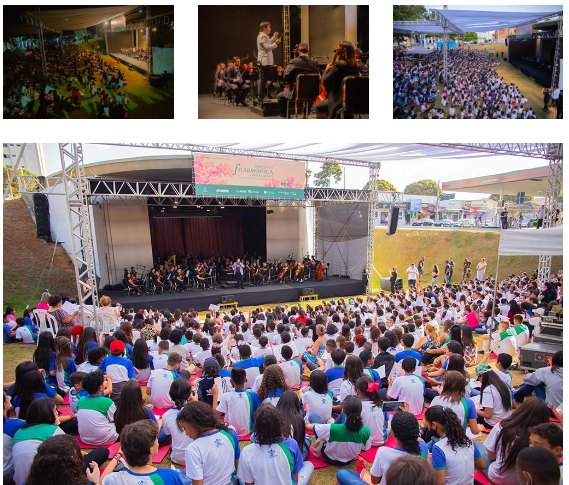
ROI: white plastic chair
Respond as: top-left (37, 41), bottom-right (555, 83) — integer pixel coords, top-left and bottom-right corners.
top-left (33, 310), bottom-right (59, 342)
top-left (97, 312), bottom-right (119, 339)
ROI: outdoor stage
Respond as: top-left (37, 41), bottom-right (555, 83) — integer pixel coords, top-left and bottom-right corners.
top-left (109, 52), bottom-right (148, 76)
top-left (101, 276), bottom-right (365, 311)
top-left (510, 60), bottom-right (552, 88)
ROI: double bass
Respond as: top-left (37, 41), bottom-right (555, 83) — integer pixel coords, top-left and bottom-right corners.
top-left (315, 251), bottom-right (328, 282)
top-left (313, 42), bottom-right (344, 108)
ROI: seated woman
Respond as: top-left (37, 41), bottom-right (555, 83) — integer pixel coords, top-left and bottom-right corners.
top-left (315, 41), bottom-right (361, 119)
top-left (47, 295), bottom-right (81, 333)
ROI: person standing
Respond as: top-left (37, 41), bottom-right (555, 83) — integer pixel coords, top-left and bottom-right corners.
top-left (406, 263), bottom-right (418, 288)
top-left (388, 266), bottom-right (398, 293)
top-left (232, 258), bottom-right (245, 289)
top-left (476, 258), bottom-right (487, 281)
top-left (542, 87), bottom-right (551, 111)
top-left (536, 205), bottom-right (545, 229)
top-left (500, 208), bottom-right (508, 230)
top-left (417, 257), bottom-right (425, 283)
top-left (257, 21), bottom-right (281, 101)
top-left (445, 257), bottom-right (454, 284)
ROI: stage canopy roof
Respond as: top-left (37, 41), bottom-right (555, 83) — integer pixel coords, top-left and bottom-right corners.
top-left (406, 45), bottom-right (436, 54)
top-left (394, 8), bottom-right (562, 34)
top-left (442, 166), bottom-right (557, 197)
top-left (498, 224), bottom-right (563, 256)
top-left (3, 6), bottom-right (139, 36)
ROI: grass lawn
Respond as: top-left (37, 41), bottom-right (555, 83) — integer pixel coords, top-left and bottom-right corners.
top-left (395, 44), bottom-right (547, 119)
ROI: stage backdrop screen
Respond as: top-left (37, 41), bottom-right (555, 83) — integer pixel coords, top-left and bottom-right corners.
top-left (193, 153), bottom-right (305, 199)
top-left (111, 16), bottom-right (126, 29)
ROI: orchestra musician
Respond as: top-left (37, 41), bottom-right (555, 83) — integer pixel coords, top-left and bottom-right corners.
top-left (232, 258), bottom-right (245, 289)
top-left (356, 48), bottom-right (369, 76)
top-left (125, 272), bottom-right (142, 296)
top-left (256, 21), bottom-right (281, 101)
top-left (254, 261), bottom-right (268, 286)
top-left (315, 41), bottom-right (361, 119)
top-left (150, 268), bottom-right (165, 291)
top-left (277, 42), bottom-right (319, 117)
top-left (224, 58), bottom-right (250, 106)
top-left (175, 268), bottom-right (187, 291)
top-left (215, 63), bottom-right (226, 99)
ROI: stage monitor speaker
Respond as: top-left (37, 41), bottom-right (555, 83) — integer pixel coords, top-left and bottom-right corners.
top-left (221, 295), bottom-right (235, 303)
top-left (379, 277), bottom-right (403, 292)
top-left (303, 287), bottom-right (315, 295)
top-left (33, 193), bottom-right (51, 241)
top-left (386, 207), bottom-right (399, 235)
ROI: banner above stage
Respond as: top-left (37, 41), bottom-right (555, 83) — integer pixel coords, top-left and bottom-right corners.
top-left (193, 153), bottom-right (306, 199)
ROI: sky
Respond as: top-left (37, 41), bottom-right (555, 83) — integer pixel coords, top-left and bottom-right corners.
top-left (42, 144), bottom-right (547, 200)
top-left (424, 5), bottom-right (562, 13)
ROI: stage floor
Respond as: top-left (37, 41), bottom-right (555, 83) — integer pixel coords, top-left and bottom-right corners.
top-left (198, 94), bottom-right (284, 119)
top-left (109, 53), bottom-right (148, 75)
top-left (510, 60), bottom-right (552, 88)
top-left (102, 276), bottom-right (364, 311)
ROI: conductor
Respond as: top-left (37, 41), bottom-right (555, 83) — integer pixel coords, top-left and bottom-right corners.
top-left (257, 21), bottom-right (281, 101)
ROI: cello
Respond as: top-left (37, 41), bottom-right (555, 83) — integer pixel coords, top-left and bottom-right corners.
top-left (315, 250), bottom-right (328, 282)
top-left (313, 42), bottom-right (343, 108)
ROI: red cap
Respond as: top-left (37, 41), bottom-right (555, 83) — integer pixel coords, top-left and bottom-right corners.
top-left (110, 340), bottom-right (126, 355)
top-left (70, 325), bottom-right (83, 336)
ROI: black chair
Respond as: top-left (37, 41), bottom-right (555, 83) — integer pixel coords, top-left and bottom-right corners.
top-left (287, 73), bottom-right (320, 119)
top-left (339, 76), bottom-right (369, 119)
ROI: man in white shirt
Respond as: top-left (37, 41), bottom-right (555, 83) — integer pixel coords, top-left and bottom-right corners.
top-left (406, 263), bottom-right (419, 288)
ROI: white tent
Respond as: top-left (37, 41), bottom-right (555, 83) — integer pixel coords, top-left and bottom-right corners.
top-left (406, 46), bottom-right (436, 55)
top-left (498, 225), bottom-right (563, 256)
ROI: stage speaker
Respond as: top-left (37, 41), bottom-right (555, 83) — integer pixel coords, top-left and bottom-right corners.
top-left (221, 295), bottom-right (235, 303)
top-left (33, 193), bottom-right (51, 241)
top-left (303, 287), bottom-right (315, 295)
top-left (379, 278), bottom-right (403, 292)
top-left (386, 207), bottom-right (399, 236)
top-left (505, 39), bottom-right (508, 46)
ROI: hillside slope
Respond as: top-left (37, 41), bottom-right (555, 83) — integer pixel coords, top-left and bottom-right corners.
top-left (3, 198), bottom-right (77, 311)
top-left (372, 228), bottom-right (562, 289)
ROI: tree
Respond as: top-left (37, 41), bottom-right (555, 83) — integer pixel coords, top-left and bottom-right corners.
top-left (463, 32), bottom-right (478, 42)
top-left (393, 5), bottom-right (428, 44)
top-left (313, 162), bottom-right (343, 188)
top-left (403, 179), bottom-right (441, 196)
top-left (363, 179), bottom-right (398, 191)
top-left (489, 194), bottom-right (534, 203)
top-left (3, 167), bottom-right (37, 198)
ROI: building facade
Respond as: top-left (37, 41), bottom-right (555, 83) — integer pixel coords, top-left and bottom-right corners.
top-left (3, 143), bottom-right (47, 176)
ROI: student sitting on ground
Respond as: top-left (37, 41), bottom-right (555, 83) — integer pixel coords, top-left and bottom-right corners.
top-left (301, 369), bottom-right (333, 425)
top-left (306, 395), bottom-right (371, 466)
top-left (336, 411), bottom-right (427, 485)
top-left (516, 447), bottom-right (561, 485)
top-left (146, 352), bottom-right (182, 410)
top-left (100, 419), bottom-right (184, 485)
top-left (69, 371), bottom-right (112, 415)
top-left (480, 320), bottom-right (517, 364)
top-left (276, 391), bottom-right (312, 461)
top-left (99, 339), bottom-right (136, 403)
top-left (384, 455), bottom-right (437, 485)
top-left (424, 405), bottom-right (486, 484)
top-left (76, 371), bottom-right (118, 446)
top-left (3, 314), bottom-right (17, 343)
top-left (479, 397), bottom-right (550, 485)
top-left (77, 346), bottom-right (108, 373)
top-left (216, 366), bottom-right (259, 437)
top-left (382, 356), bottom-right (425, 415)
top-left (130, 337), bottom-right (154, 385)
top-left (278, 345), bottom-right (303, 389)
top-left (325, 348), bottom-right (346, 400)
top-left (256, 364), bottom-right (290, 406)
top-left (176, 400), bottom-right (240, 485)
top-left (161, 378), bottom-right (197, 465)
top-left (514, 350), bottom-right (562, 410)
top-left (51, 336), bottom-right (77, 395)
top-left (114, 379), bottom-right (162, 438)
top-left (237, 403), bottom-right (314, 485)
top-left (152, 339), bottom-right (171, 370)
top-left (475, 364), bottom-right (513, 430)
top-left (528, 423), bottom-right (563, 476)
top-left (14, 317), bottom-right (39, 343)
top-left (355, 375), bottom-right (388, 446)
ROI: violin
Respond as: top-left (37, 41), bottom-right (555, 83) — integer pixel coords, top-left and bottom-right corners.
top-left (293, 43), bottom-right (300, 58)
top-left (314, 42), bottom-right (343, 108)
top-left (239, 63), bottom-right (247, 72)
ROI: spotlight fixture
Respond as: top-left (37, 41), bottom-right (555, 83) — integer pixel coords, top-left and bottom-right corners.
top-left (173, 205), bottom-right (177, 209)
top-left (220, 206), bottom-right (225, 209)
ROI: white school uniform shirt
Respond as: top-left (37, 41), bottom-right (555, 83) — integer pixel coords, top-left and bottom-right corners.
top-left (251, 373), bottom-right (263, 393)
top-left (147, 368), bottom-right (179, 409)
top-left (253, 346), bottom-right (274, 358)
top-left (162, 406), bottom-right (194, 464)
top-left (279, 359), bottom-right (303, 389)
top-left (361, 400), bottom-right (388, 446)
top-left (432, 436), bottom-right (481, 485)
top-left (483, 423), bottom-right (519, 485)
top-left (388, 373), bottom-right (425, 416)
top-left (194, 349), bottom-right (212, 367)
top-left (339, 380), bottom-right (357, 402)
top-left (186, 341), bottom-right (201, 357)
top-left (294, 336), bottom-right (313, 355)
top-left (76, 396), bottom-right (118, 446)
top-left (151, 352), bottom-right (169, 370)
top-left (302, 389), bottom-right (333, 424)
top-left (370, 442), bottom-right (429, 485)
top-left (15, 326), bottom-right (36, 343)
top-left (217, 389), bottom-right (259, 436)
top-left (185, 428), bottom-right (240, 485)
top-left (480, 384), bottom-right (512, 426)
top-left (430, 395), bottom-right (477, 429)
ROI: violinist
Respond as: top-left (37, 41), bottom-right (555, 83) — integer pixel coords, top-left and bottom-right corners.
top-left (224, 58), bottom-right (249, 106)
top-left (277, 42), bottom-right (319, 117)
top-left (215, 63), bottom-right (226, 99)
top-left (356, 48), bottom-right (369, 76)
top-left (254, 261), bottom-right (268, 286)
top-left (175, 268), bottom-right (187, 291)
top-left (315, 41), bottom-right (360, 119)
top-left (126, 272), bottom-right (142, 296)
top-left (150, 268), bottom-right (165, 291)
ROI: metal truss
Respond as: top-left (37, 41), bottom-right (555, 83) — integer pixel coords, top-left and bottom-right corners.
top-left (511, 11), bottom-right (563, 28)
top-left (17, 175), bottom-right (66, 195)
top-left (146, 6), bottom-right (152, 78)
top-left (37, 27), bottom-right (47, 79)
top-left (552, 16), bottom-right (563, 88)
top-left (283, 5), bottom-right (290, 67)
top-left (423, 143), bottom-right (561, 160)
top-left (394, 21), bottom-right (440, 27)
top-left (103, 21), bottom-right (148, 34)
top-left (433, 10), bottom-right (465, 35)
top-left (22, 11), bottom-right (62, 34)
top-left (3, 144), bottom-right (27, 201)
top-left (538, 143), bottom-right (563, 282)
top-left (59, 144), bottom-right (100, 335)
top-left (96, 143), bottom-right (382, 168)
top-left (366, 164), bottom-right (381, 293)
